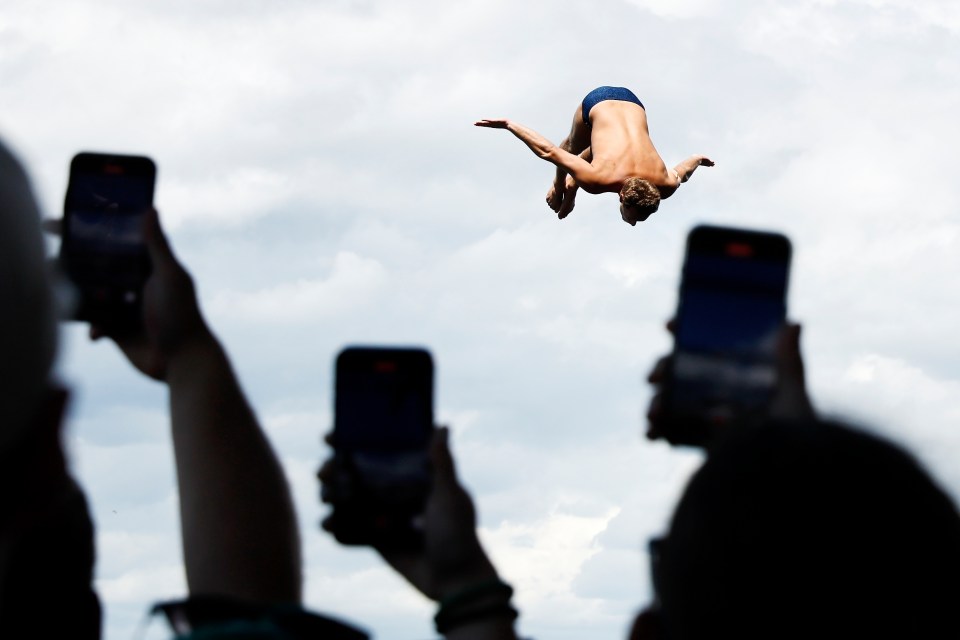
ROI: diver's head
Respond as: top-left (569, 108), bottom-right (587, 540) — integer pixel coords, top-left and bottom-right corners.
top-left (619, 177), bottom-right (660, 226)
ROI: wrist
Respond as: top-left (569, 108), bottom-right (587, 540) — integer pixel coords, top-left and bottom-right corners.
top-left (434, 561), bottom-right (500, 602)
top-left (434, 578), bottom-right (519, 639)
top-left (431, 542), bottom-right (501, 602)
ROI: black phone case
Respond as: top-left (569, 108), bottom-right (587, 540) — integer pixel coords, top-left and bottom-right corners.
top-left (663, 225), bottom-right (792, 447)
top-left (60, 152), bottom-right (156, 328)
top-left (330, 347), bottom-right (434, 551)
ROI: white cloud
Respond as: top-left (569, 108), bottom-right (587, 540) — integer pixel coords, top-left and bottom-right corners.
top-left (624, 0), bottom-right (719, 20)
top-left (480, 508), bottom-right (621, 635)
top-left (5, 0), bottom-right (960, 638)
top-left (821, 353), bottom-right (960, 494)
top-left (97, 564), bottom-right (186, 605)
top-left (209, 251), bottom-right (388, 325)
top-left (160, 167), bottom-right (293, 229)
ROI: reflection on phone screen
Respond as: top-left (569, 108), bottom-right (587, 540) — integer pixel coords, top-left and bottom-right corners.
top-left (63, 166), bottom-right (154, 321)
top-left (673, 247), bottom-right (789, 428)
top-left (332, 348), bottom-right (433, 548)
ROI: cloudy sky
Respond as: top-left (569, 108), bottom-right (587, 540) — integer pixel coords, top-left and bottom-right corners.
top-left (3, 0), bottom-right (960, 637)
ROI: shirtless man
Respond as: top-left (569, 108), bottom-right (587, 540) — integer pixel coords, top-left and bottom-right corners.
top-left (475, 86), bottom-right (714, 226)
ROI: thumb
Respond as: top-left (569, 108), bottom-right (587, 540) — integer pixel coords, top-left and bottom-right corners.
top-left (430, 426), bottom-right (458, 487)
top-left (143, 208), bottom-right (176, 268)
top-left (770, 322), bottom-right (815, 421)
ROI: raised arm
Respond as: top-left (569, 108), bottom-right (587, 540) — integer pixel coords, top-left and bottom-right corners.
top-left (672, 155), bottom-right (715, 185)
top-left (475, 118), bottom-right (600, 189)
top-left (97, 210), bottom-right (301, 604)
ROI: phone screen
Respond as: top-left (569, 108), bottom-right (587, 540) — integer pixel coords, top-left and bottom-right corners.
top-left (666, 226), bottom-right (791, 446)
top-left (334, 349), bottom-right (433, 451)
top-left (331, 347), bottom-right (433, 549)
top-left (61, 152), bottom-right (156, 326)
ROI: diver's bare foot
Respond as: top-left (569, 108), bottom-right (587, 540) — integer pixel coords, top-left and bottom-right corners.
top-left (557, 194), bottom-right (576, 219)
top-left (546, 183), bottom-right (564, 212)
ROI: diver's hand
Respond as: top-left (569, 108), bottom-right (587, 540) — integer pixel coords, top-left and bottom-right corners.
top-left (474, 118), bottom-right (511, 129)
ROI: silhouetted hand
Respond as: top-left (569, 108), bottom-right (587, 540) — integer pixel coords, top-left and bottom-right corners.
top-left (626, 608), bottom-right (665, 640)
top-left (88, 210), bottom-right (210, 380)
top-left (768, 323), bottom-right (815, 421)
top-left (645, 321), bottom-right (815, 441)
top-left (320, 428), bottom-right (499, 601)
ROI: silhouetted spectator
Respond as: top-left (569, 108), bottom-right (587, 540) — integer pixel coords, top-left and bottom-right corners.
top-left (630, 418), bottom-right (960, 639)
top-left (631, 321), bottom-right (960, 638)
top-left (0, 137), bottom-right (357, 637)
top-left (0, 139), bottom-right (100, 637)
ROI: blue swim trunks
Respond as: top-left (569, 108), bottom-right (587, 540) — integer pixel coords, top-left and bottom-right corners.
top-left (581, 86), bottom-right (644, 127)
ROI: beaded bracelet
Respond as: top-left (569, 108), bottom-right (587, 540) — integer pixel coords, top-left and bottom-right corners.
top-left (434, 579), bottom-right (517, 634)
top-left (435, 602), bottom-right (518, 634)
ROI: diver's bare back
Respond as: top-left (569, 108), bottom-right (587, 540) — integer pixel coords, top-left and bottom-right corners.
top-left (582, 100), bottom-right (673, 194)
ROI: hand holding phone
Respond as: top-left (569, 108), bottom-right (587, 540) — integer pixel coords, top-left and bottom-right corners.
top-left (50, 203), bottom-right (211, 381)
top-left (320, 424), bottom-right (504, 603)
top-left (658, 225), bottom-right (793, 447)
top-left (326, 347), bottom-right (434, 551)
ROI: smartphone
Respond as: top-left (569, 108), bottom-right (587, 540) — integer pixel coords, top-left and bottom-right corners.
top-left (60, 152), bottom-right (156, 328)
top-left (663, 225), bottom-right (792, 447)
top-left (330, 346), bottom-right (434, 551)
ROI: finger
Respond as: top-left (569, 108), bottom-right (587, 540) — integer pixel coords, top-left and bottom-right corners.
top-left (627, 608), bottom-right (663, 640)
top-left (143, 208), bottom-right (176, 267)
top-left (646, 390), bottom-right (663, 422)
top-left (42, 219), bottom-right (63, 236)
top-left (89, 325), bottom-right (107, 341)
top-left (769, 322), bottom-right (816, 421)
top-left (319, 482), bottom-right (333, 505)
top-left (647, 355), bottom-right (670, 384)
top-left (645, 393), bottom-right (663, 430)
top-left (666, 319), bottom-right (677, 334)
top-left (316, 458), bottom-right (336, 483)
top-left (430, 426), bottom-right (457, 485)
top-left (320, 513), bottom-right (335, 532)
top-left (776, 322), bottom-right (808, 395)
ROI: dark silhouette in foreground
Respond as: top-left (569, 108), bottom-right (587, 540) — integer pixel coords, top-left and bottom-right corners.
top-left (631, 320), bottom-right (960, 638)
top-left (634, 419), bottom-right (960, 639)
top-left (0, 140), bottom-right (100, 637)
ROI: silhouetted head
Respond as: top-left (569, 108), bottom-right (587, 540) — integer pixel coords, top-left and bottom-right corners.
top-left (0, 139), bottom-right (58, 451)
top-left (651, 420), bottom-right (960, 639)
top-left (619, 177), bottom-right (660, 226)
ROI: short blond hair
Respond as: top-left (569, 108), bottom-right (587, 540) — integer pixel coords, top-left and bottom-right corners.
top-left (620, 177), bottom-right (660, 216)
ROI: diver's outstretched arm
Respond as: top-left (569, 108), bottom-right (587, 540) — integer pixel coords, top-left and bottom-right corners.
top-left (475, 118), bottom-right (601, 190)
top-left (672, 155), bottom-right (715, 185)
